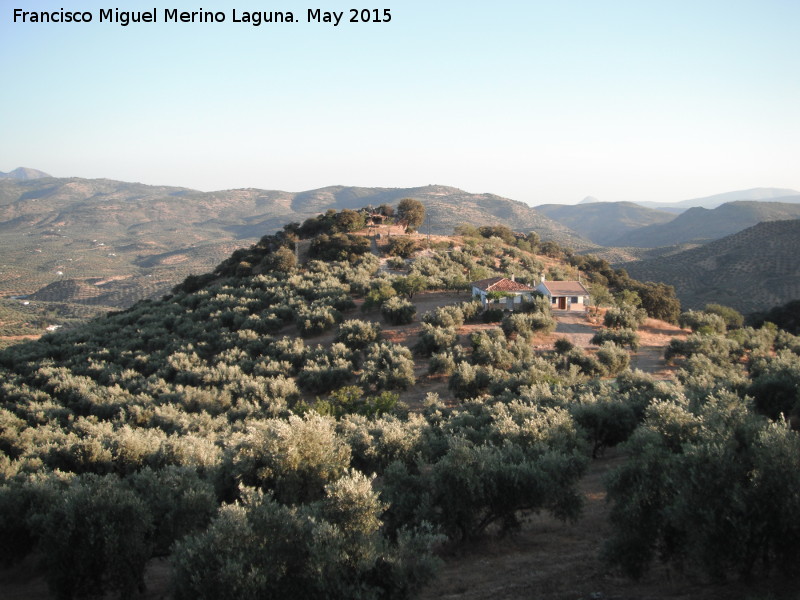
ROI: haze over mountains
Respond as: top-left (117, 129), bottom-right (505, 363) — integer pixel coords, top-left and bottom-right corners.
top-left (0, 171), bottom-right (798, 316)
top-left (0, 167), bottom-right (51, 181)
top-left (535, 202), bottom-right (676, 246)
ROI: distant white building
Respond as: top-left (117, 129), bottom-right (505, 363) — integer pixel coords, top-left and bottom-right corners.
top-left (535, 278), bottom-right (590, 311)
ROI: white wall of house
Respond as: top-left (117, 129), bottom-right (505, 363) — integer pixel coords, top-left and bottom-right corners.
top-left (535, 283), bottom-right (589, 311)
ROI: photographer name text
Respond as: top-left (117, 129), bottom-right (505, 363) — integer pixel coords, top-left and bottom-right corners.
top-left (12, 7), bottom-right (393, 27)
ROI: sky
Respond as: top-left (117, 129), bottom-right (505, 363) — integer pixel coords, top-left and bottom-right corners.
top-left (2, 0), bottom-right (799, 205)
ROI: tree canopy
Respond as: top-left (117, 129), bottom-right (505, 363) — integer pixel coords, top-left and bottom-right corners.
top-left (396, 198), bottom-right (425, 233)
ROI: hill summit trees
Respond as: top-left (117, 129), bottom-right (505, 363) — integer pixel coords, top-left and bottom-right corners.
top-left (396, 198), bottom-right (425, 233)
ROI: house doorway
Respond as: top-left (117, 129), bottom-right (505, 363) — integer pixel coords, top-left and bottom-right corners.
top-left (557, 297), bottom-right (567, 310)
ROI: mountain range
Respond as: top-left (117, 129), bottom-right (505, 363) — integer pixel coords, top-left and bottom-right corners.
top-left (0, 177), bottom-right (589, 306)
top-left (535, 201), bottom-right (676, 246)
top-left (633, 187), bottom-right (800, 211)
top-left (0, 167), bottom-right (51, 180)
top-left (1, 172), bottom-right (798, 316)
top-left (611, 200), bottom-right (800, 247)
top-left (623, 220), bottom-right (800, 313)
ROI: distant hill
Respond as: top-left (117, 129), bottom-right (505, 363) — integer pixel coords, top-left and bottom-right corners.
top-left (613, 200), bottom-right (800, 248)
top-left (0, 167), bottom-right (51, 180)
top-left (634, 187), bottom-right (800, 211)
top-left (535, 201), bottom-right (676, 246)
top-left (624, 219), bottom-right (800, 313)
top-left (0, 177), bottom-right (590, 307)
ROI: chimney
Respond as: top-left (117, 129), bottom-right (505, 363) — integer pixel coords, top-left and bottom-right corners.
top-left (510, 274), bottom-right (515, 282)
top-left (541, 274), bottom-right (545, 283)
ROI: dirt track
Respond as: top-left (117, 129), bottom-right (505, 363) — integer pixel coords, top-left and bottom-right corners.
top-left (552, 311), bottom-right (599, 348)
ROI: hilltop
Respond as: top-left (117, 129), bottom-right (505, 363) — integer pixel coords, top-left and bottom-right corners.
top-left (0, 177), bottom-right (590, 307)
top-left (0, 167), bottom-right (51, 181)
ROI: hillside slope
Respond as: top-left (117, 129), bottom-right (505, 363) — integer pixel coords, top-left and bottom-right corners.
top-left (0, 178), bottom-right (590, 306)
top-left (624, 219), bottom-right (800, 312)
top-left (614, 200), bottom-right (800, 248)
top-left (535, 201), bottom-right (676, 246)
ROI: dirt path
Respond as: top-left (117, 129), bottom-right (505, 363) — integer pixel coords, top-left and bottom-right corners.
top-left (551, 311), bottom-right (599, 348)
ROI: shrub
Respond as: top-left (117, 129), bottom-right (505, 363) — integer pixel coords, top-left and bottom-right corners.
top-left (38, 474), bottom-right (154, 600)
top-left (388, 236), bottom-right (419, 258)
top-left (225, 413), bottom-right (351, 504)
top-left (482, 307), bottom-right (504, 323)
top-left (295, 304), bottom-right (342, 337)
top-left (571, 395), bottom-right (638, 458)
top-left (382, 433), bottom-right (587, 541)
top-left (604, 305), bottom-right (647, 330)
top-left (421, 305), bottom-right (465, 329)
top-left (413, 323), bottom-right (458, 357)
top-left (126, 466), bottom-right (217, 557)
top-left (387, 256), bottom-right (407, 270)
top-left (603, 401), bottom-right (800, 580)
top-left (553, 338), bottom-right (574, 354)
top-left (335, 319), bottom-right (381, 351)
top-left (308, 233), bottom-right (370, 262)
top-left (596, 342), bottom-right (631, 375)
top-left (704, 303), bottom-right (744, 330)
top-left (448, 362), bottom-right (492, 400)
top-left (360, 342), bottom-right (416, 391)
top-left (393, 274), bottom-right (428, 299)
top-left (591, 328), bottom-right (640, 351)
top-left (296, 355), bottom-right (354, 394)
top-left (457, 300), bottom-right (483, 322)
top-left (173, 477), bottom-right (442, 600)
top-left (679, 310), bottom-right (727, 334)
top-left (381, 297), bottom-right (416, 325)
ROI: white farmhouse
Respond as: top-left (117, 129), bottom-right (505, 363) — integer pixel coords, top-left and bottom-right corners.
top-left (535, 278), bottom-right (590, 311)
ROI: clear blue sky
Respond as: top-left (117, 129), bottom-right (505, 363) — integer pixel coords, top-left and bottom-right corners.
top-left (2, 0), bottom-right (799, 204)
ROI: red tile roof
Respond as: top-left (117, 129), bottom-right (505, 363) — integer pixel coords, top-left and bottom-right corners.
top-left (471, 277), bottom-right (536, 292)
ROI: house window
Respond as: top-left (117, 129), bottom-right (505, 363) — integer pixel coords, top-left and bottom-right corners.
top-left (571, 297), bottom-right (579, 303)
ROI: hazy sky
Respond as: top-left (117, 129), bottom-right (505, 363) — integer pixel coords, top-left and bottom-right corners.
top-left (2, 0), bottom-right (799, 204)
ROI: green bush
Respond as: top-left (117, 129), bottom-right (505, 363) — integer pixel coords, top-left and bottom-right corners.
top-left (387, 236), bottom-right (419, 258)
top-left (174, 476), bottom-right (441, 600)
top-left (381, 297), bottom-right (416, 326)
top-left (413, 323), bottom-right (459, 357)
top-left (591, 328), bottom-right (640, 351)
top-left (224, 414), bottom-right (351, 504)
top-left (482, 307), bottom-right (504, 323)
top-left (38, 474), bottom-right (154, 600)
top-left (596, 342), bottom-right (631, 375)
top-left (359, 343), bottom-right (416, 391)
top-left (382, 432), bottom-right (587, 541)
top-left (679, 310), bottom-right (727, 334)
top-left (335, 319), bottom-right (382, 351)
top-left (421, 305), bottom-right (465, 329)
top-left (603, 396), bottom-right (800, 580)
top-left (604, 305), bottom-right (647, 330)
top-left (570, 392), bottom-right (638, 457)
